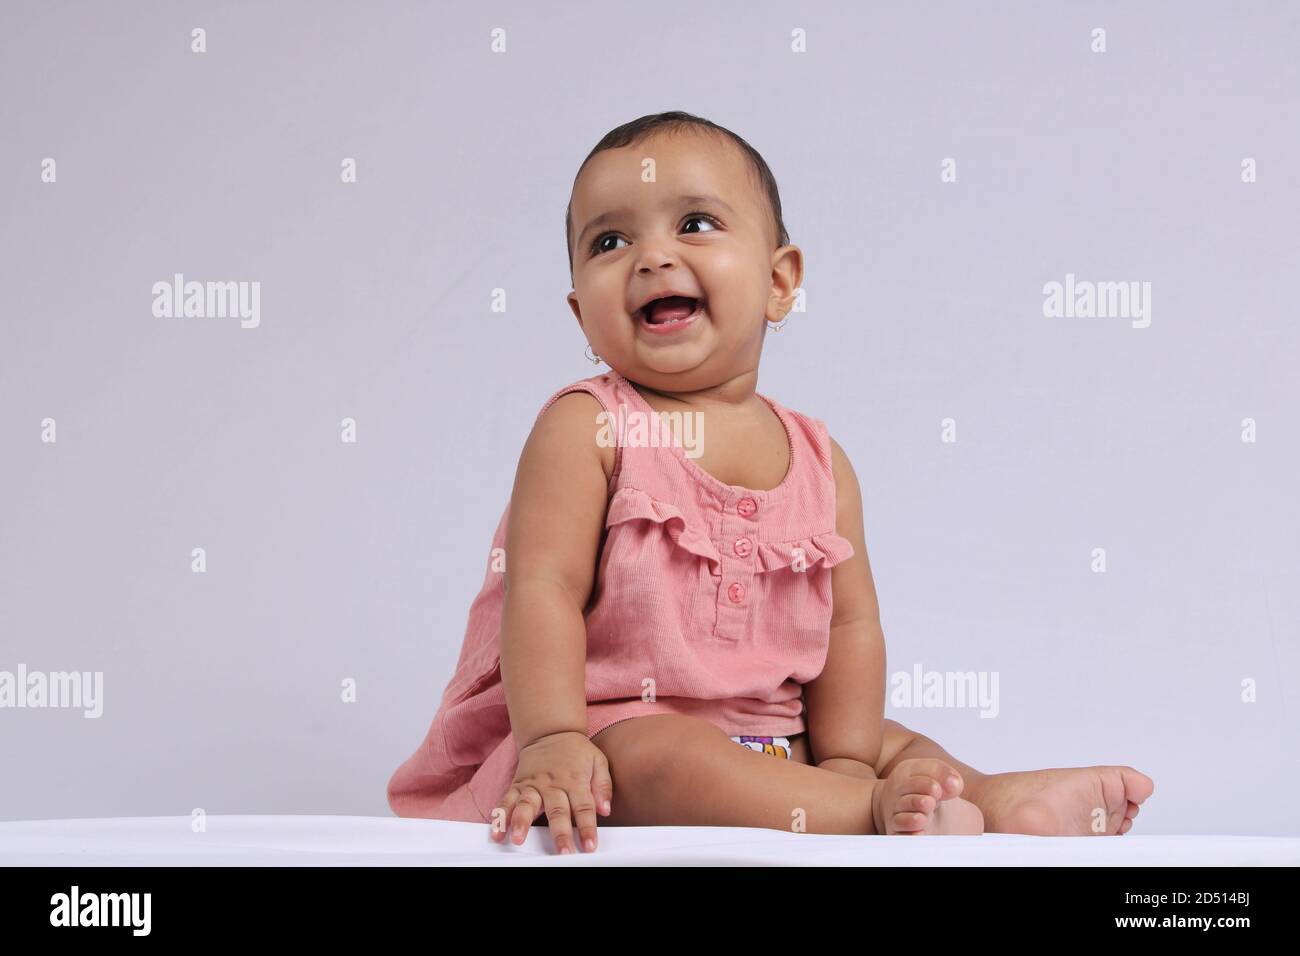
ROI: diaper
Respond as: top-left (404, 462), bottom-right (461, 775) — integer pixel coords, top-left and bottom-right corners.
top-left (729, 735), bottom-right (793, 759)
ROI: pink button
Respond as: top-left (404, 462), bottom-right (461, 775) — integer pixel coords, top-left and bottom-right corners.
top-left (727, 582), bottom-right (746, 603)
top-left (733, 537), bottom-right (752, 557)
top-left (737, 497), bottom-right (758, 518)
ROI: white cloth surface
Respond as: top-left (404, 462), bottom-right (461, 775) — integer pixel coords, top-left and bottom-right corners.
top-left (2, 815), bottom-right (1298, 866)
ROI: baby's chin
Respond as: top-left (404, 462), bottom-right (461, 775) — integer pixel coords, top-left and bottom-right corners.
top-left (629, 337), bottom-right (726, 381)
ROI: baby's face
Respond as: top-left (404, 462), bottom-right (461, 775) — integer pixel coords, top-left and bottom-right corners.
top-left (567, 129), bottom-right (799, 388)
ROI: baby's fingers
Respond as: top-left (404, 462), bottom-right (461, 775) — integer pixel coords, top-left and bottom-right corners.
top-left (592, 751), bottom-right (614, 818)
top-left (567, 786), bottom-right (602, 853)
top-left (489, 789), bottom-right (520, 843)
top-left (564, 752), bottom-right (613, 854)
top-left (541, 786), bottom-right (579, 855)
top-left (506, 785), bottom-right (542, 845)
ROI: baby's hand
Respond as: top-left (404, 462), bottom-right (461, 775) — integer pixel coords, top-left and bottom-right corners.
top-left (489, 730), bottom-right (613, 853)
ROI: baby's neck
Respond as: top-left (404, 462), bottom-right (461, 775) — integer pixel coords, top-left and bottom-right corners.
top-left (620, 370), bottom-right (764, 414)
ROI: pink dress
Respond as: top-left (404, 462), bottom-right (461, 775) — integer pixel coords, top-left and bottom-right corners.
top-left (386, 369), bottom-right (854, 822)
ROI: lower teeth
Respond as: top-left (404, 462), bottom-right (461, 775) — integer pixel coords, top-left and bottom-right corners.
top-left (648, 310), bottom-right (693, 325)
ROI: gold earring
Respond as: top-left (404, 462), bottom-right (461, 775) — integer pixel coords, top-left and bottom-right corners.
top-left (584, 343), bottom-right (603, 364)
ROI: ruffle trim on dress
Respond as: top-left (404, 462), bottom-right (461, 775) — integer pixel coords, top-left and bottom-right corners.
top-left (604, 486), bottom-right (722, 574)
top-left (605, 487), bottom-right (854, 576)
top-left (754, 532), bottom-right (855, 573)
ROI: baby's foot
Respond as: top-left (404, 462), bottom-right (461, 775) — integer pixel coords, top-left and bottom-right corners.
top-left (871, 758), bottom-right (985, 835)
top-left (972, 766), bottom-right (1154, 836)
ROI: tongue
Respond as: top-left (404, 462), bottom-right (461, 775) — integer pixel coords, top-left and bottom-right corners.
top-left (646, 296), bottom-right (696, 323)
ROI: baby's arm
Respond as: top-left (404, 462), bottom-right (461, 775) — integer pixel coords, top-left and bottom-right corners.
top-left (492, 391), bottom-right (615, 851)
top-left (500, 391), bottom-right (610, 747)
top-left (802, 436), bottom-right (887, 779)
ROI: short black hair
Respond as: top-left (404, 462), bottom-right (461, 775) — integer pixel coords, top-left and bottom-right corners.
top-left (565, 111), bottom-right (789, 278)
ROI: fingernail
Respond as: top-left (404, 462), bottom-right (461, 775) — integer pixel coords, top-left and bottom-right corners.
top-left (560, 845), bottom-right (573, 855)
top-left (584, 837), bottom-right (595, 852)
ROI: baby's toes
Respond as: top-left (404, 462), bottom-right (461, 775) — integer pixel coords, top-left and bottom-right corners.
top-left (891, 808), bottom-right (932, 833)
top-left (891, 792), bottom-right (938, 832)
top-left (876, 759), bottom-right (966, 834)
top-left (1117, 800), bottom-right (1140, 835)
top-left (1121, 766), bottom-right (1155, 805)
top-left (897, 792), bottom-right (938, 816)
top-left (891, 778), bottom-right (950, 833)
top-left (894, 758), bottom-right (963, 798)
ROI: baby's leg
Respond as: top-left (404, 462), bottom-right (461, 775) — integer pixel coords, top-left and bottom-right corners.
top-left (594, 715), bottom-right (872, 832)
top-left (592, 714), bottom-right (977, 835)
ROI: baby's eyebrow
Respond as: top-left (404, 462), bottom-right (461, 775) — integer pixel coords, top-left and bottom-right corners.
top-left (576, 194), bottom-right (736, 249)
top-left (677, 194), bottom-right (735, 216)
top-left (576, 208), bottom-right (631, 249)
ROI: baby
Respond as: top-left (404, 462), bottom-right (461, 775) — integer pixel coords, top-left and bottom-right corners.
top-left (387, 110), bottom-right (1154, 853)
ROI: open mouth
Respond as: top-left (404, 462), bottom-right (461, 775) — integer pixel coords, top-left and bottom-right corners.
top-left (635, 295), bottom-right (703, 333)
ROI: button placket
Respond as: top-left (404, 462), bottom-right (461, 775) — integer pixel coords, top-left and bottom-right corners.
top-left (714, 492), bottom-right (761, 641)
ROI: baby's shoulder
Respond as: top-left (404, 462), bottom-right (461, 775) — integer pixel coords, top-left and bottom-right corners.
top-left (766, 394), bottom-right (856, 478)
top-left (766, 393), bottom-right (833, 446)
top-left (530, 387), bottom-right (615, 485)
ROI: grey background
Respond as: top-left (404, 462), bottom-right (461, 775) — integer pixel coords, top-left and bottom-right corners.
top-left (2, 1), bottom-right (1296, 834)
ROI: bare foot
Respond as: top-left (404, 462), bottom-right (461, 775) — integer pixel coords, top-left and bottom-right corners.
top-left (871, 758), bottom-right (985, 835)
top-left (971, 766), bottom-right (1154, 835)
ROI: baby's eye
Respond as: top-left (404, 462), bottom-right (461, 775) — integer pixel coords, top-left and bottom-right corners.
top-left (682, 214), bottom-right (720, 234)
top-left (592, 234), bottom-right (628, 256)
top-left (591, 214), bottom-right (720, 256)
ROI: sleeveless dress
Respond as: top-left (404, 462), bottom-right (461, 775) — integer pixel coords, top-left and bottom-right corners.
top-left (386, 369), bottom-right (854, 822)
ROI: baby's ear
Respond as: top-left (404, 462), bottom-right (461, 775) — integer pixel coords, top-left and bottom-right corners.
top-left (566, 291), bottom-right (585, 327)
